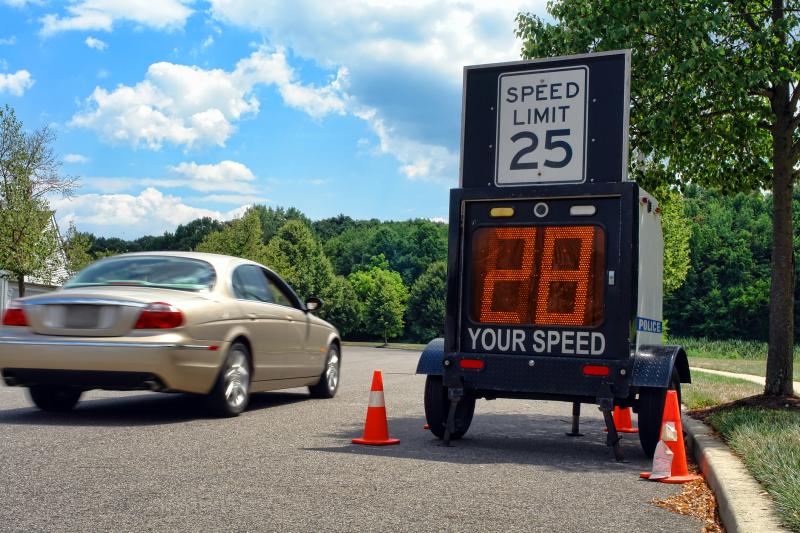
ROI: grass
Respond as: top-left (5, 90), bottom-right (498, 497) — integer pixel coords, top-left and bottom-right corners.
top-left (670, 336), bottom-right (800, 381)
top-left (683, 370), bottom-right (764, 410)
top-left (706, 408), bottom-right (800, 532)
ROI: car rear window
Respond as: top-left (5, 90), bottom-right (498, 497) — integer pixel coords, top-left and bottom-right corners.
top-left (66, 256), bottom-right (216, 291)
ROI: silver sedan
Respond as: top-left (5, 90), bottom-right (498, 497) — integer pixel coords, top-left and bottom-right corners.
top-left (0, 252), bottom-right (341, 416)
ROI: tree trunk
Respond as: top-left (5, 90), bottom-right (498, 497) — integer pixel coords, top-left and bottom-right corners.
top-left (16, 274), bottom-right (25, 298)
top-left (765, 78), bottom-right (795, 396)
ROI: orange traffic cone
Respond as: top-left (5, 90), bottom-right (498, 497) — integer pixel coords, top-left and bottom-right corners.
top-left (640, 390), bottom-right (701, 483)
top-left (352, 370), bottom-right (400, 446)
top-left (610, 407), bottom-right (639, 433)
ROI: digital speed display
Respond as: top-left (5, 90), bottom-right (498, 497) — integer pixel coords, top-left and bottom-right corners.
top-left (470, 225), bottom-right (605, 327)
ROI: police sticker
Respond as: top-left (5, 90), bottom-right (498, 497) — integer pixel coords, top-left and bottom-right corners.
top-left (636, 317), bottom-right (662, 334)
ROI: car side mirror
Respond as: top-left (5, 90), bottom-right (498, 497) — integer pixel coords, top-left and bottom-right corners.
top-left (305, 297), bottom-right (323, 312)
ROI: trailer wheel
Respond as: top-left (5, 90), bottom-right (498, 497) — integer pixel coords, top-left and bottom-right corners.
top-left (424, 375), bottom-right (475, 440)
top-left (638, 369), bottom-right (682, 459)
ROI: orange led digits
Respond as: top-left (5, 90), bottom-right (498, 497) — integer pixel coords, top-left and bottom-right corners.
top-left (535, 226), bottom-right (595, 326)
top-left (470, 224), bottom-right (604, 327)
top-left (479, 227), bottom-right (536, 323)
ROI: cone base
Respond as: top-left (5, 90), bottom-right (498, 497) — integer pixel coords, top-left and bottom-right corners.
top-left (640, 472), bottom-right (702, 484)
top-left (352, 437), bottom-right (400, 446)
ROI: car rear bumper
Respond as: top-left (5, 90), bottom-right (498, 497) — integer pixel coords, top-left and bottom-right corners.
top-left (0, 334), bottom-right (228, 394)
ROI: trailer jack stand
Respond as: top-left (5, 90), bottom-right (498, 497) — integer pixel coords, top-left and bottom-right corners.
top-left (442, 399), bottom-right (459, 447)
top-left (600, 406), bottom-right (625, 462)
top-left (565, 402), bottom-right (584, 437)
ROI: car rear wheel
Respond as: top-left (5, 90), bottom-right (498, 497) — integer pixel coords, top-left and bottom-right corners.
top-left (424, 375), bottom-right (475, 440)
top-left (28, 385), bottom-right (82, 412)
top-left (638, 369), bottom-right (682, 458)
top-left (309, 344), bottom-right (340, 398)
top-left (206, 342), bottom-right (251, 417)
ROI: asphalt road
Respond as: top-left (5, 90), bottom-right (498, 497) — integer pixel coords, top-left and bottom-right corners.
top-left (0, 347), bottom-right (702, 532)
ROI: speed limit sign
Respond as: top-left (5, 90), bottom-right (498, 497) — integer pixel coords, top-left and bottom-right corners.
top-left (460, 50), bottom-right (630, 188)
top-left (495, 67), bottom-right (588, 185)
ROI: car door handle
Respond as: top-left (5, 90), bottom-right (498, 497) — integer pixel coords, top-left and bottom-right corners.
top-left (247, 313), bottom-right (257, 320)
top-left (286, 316), bottom-right (294, 322)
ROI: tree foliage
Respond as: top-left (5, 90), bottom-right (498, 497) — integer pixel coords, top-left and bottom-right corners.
top-left (406, 260), bottom-right (447, 342)
top-left (349, 262), bottom-right (409, 343)
top-left (263, 220), bottom-right (335, 300)
top-left (517, 0), bottom-right (799, 394)
top-left (195, 208), bottom-right (268, 263)
top-left (63, 221), bottom-right (94, 275)
top-left (0, 106), bottom-right (74, 295)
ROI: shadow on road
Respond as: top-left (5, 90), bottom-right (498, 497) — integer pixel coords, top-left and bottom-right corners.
top-left (0, 390), bottom-right (311, 427)
top-left (308, 413), bottom-right (651, 472)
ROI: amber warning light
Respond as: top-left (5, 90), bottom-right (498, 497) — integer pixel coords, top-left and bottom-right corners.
top-left (470, 225), bottom-right (605, 327)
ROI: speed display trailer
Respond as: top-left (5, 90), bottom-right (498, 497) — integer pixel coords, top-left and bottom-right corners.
top-left (416, 50), bottom-right (691, 460)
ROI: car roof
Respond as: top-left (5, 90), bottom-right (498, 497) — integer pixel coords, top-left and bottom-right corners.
top-left (106, 251), bottom-right (267, 273)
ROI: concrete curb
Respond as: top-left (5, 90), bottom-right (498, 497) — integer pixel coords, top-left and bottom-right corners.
top-left (681, 412), bottom-right (788, 533)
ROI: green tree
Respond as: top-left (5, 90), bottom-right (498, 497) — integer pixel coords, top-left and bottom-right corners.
top-left (517, 2), bottom-right (799, 395)
top-left (196, 208), bottom-right (268, 263)
top-left (661, 192), bottom-right (692, 295)
top-left (318, 275), bottom-right (362, 338)
top-left (250, 205), bottom-right (311, 243)
top-left (349, 262), bottom-right (409, 344)
top-left (263, 220), bottom-right (335, 300)
top-left (406, 260), bottom-right (447, 342)
top-left (63, 221), bottom-right (94, 275)
top-left (0, 106), bottom-right (76, 295)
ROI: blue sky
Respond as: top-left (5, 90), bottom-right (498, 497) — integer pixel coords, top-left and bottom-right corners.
top-left (0, 0), bottom-right (546, 238)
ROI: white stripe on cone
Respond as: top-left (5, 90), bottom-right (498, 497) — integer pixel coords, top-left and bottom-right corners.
top-left (368, 390), bottom-right (385, 408)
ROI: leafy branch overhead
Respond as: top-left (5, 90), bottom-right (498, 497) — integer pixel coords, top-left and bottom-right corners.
top-left (517, 0), bottom-right (798, 395)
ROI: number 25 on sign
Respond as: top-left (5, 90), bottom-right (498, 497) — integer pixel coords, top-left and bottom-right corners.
top-left (495, 67), bottom-right (588, 185)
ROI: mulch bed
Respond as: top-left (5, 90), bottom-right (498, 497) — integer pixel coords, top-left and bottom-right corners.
top-left (690, 394), bottom-right (800, 421)
top-left (650, 465), bottom-right (724, 533)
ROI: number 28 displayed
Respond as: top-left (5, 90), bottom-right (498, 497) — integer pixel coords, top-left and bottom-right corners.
top-left (470, 225), bottom-right (605, 327)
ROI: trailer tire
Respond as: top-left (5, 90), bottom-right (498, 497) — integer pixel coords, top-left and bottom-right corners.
top-left (424, 375), bottom-right (475, 440)
top-left (638, 369), bottom-right (682, 459)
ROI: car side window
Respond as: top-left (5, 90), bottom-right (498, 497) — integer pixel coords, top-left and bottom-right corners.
top-left (231, 265), bottom-right (274, 303)
top-left (264, 271), bottom-right (301, 309)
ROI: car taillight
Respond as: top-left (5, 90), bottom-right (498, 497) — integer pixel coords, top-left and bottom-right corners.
top-left (134, 302), bottom-right (184, 329)
top-left (2, 300), bottom-right (28, 326)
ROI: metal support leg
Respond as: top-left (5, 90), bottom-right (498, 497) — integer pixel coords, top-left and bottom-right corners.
top-left (442, 399), bottom-right (459, 447)
top-left (566, 402), bottom-right (584, 437)
top-left (442, 387), bottom-right (463, 447)
top-left (601, 406), bottom-right (624, 462)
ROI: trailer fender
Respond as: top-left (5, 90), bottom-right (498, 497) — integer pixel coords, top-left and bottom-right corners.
top-left (416, 338), bottom-right (445, 376)
top-left (631, 344), bottom-right (691, 388)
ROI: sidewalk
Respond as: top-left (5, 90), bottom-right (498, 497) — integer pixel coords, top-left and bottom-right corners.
top-left (690, 366), bottom-right (800, 391)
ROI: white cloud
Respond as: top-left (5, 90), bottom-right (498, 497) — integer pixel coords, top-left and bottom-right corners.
top-left (70, 48), bottom-right (347, 149)
top-left (52, 187), bottom-right (245, 237)
top-left (169, 160), bottom-right (257, 192)
top-left (85, 36), bottom-right (107, 50)
top-left (0, 36), bottom-right (16, 45)
top-left (64, 153), bottom-right (90, 163)
top-left (0, 69), bottom-right (34, 96)
top-left (209, 0), bottom-right (545, 181)
top-left (201, 35), bottom-right (214, 49)
top-left (40, 0), bottom-right (194, 36)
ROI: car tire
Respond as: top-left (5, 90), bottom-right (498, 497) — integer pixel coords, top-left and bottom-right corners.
top-left (28, 385), bottom-right (82, 412)
top-left (309, 343), bottom-right (340, 399)
top-left (424, 375), bottom-right (475, 440)
top-left (638, 369), bottom-right (682, 459)
top-left (206, 342), bottom-right (251, 417)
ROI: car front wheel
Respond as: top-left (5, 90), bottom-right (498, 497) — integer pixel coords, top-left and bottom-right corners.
top-left (309, 343), bottom-right (340, 398)
top-left (28, 385), bottom-right (82, 412)
top-left (206, 342), bottom-right (251, 417)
